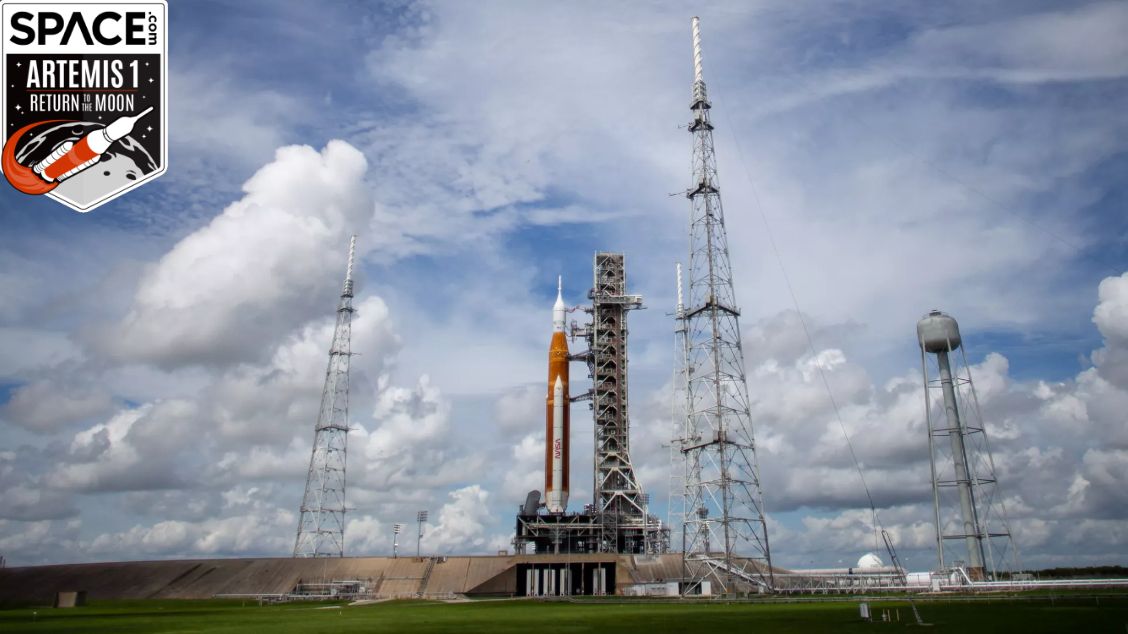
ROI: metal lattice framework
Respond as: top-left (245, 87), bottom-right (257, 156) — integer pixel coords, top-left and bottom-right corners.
top-left (920, 314), bottom-right (1018, 580)
top-left (678, 17), bottom-right (773, 594)
top-left (577, 252), bottom-right (666, 554)
top-left (668, 263), bottom-right (689, 556)
top-left (294, 236), bottom-right (357, 558)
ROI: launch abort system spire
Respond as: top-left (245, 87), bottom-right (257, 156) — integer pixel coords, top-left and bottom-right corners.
top-left (294, 235), bottom-right (357, 558)
top-left (677, 16), bottom-right (773, 594)
top-left (918, 310), bottom-right (1017, 580)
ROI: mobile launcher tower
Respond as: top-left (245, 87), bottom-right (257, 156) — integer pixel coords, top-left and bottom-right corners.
top-left (514, 253), bottom-right (668, 555)
top-left (918, 310), bottom-right (1017, 580)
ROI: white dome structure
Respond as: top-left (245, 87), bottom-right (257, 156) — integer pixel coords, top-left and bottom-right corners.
top-left (856, 553), bottom-right (885, 570)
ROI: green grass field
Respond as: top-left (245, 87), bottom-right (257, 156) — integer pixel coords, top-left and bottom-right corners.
top-left (1, 596), bottom-right (1126, 633)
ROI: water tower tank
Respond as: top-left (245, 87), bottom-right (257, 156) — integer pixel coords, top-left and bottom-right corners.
top-left (917, 310), bottom-right (961, 353)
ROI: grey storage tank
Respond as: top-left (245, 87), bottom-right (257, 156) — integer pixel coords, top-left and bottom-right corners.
top-left (917, 310), bottom-right (961, 353)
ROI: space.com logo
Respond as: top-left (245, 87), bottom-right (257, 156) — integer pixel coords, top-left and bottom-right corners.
top-left (0, 0), bottom-right (167, 212)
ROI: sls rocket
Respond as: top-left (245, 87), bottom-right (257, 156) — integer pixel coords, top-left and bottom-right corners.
top-left (545, 276), bottom-right (570, 514)
top-left (35, 107), bottom-right (154, 183)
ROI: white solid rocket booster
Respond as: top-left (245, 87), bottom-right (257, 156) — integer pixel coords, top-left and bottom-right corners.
top-left (548, 375), bottom-right (567, 513)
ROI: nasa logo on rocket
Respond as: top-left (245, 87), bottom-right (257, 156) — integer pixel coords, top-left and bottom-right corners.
top-left (0, 0), bottom-right (167, 212)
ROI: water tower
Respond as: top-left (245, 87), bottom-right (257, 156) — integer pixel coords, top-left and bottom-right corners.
top-left (918, 310), bottom-right (1016, 580)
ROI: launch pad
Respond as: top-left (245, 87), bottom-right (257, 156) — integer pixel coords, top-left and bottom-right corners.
top-left (515, 512), bottom-right (602, 554)
top-left (514, 512), bottom-right (662, 555)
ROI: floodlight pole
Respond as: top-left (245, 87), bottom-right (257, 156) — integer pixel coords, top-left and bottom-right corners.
top-left (416, 510), bottom-right (428, 558)
top-left (393, 523), bottom-right (402, 559)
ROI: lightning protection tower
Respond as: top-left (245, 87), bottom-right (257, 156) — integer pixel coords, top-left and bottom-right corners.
top-left (668, 263), bottom-right (689, 554)
top-left (918, 310), bottom-right (1017, 580)
top-left (294, 235), bottom-right (357, 558)
top-left (678, 17), bottom-right (773, 594)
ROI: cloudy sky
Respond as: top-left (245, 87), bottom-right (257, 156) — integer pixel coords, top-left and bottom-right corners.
top-left (1, 1), bottom-right (1126, 572)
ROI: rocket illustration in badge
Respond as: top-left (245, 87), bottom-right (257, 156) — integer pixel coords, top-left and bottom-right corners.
top-left (545, 276), bottom-right (570, 514)
top-left (2, 107), bottom-right (155, 196)
top-left (35, 107), bottom-right (154, 182)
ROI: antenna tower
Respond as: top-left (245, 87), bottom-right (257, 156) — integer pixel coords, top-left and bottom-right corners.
top-left (294, 235), bottom-right (357, 558)
top-left (678, 17), bottom-right (773, 593)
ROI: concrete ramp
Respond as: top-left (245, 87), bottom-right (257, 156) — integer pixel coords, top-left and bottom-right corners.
top-left (424, 558), bottom-right (469, 597)
top-left (625, 554), bottom-right (683, 584)
top-left (462, 556), bottom-right (521, 595)
top-left (0, 553), bottom-right (787, 603)
top-left (0, 556), bottom-right (518, 604)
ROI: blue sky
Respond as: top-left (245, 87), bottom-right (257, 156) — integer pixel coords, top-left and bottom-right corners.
top-left (1, 1), bottom-right (1127, 571)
